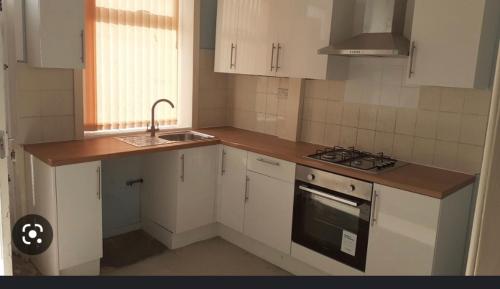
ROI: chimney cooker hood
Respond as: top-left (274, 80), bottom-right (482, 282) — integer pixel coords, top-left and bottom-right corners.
top-left (319, 0), bottom-right (410, 57)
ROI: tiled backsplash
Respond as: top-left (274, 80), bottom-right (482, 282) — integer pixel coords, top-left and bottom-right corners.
top-left (226, 75), bottom-right (290, 137)
top-left (300, 57), bottom-right (491, 174)
top-left (14, 64), bottom-right (76, 144)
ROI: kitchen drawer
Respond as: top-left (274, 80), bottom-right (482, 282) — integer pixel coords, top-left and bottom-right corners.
top-left (247, 152), bottom-right (295, 183)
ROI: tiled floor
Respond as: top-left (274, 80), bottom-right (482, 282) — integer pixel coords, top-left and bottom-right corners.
top-left (101, 237), bottom-right (291, 276)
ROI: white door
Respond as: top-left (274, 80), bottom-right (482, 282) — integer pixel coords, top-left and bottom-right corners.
top-left (176, 146), bottom-right (218, 233)
top-left (243, 171), bottom-right (294, 254)
top-left (365, 184), bottom-right (440, 275)
top-left (55, 162), bottom-right (102, 270)
top-left (0, 8), bottom-right (12, 276)
top-left (217, 146), bottom-right (247, 232)
top-left (214, 0), bottom-right (240, 73)
top-left (405, 0), bottom-right (488, 88)
top-left (270, 0), bottom-right (293, 78)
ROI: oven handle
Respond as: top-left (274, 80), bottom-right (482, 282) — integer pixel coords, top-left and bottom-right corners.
top-left (299, 186), bottom-right (359, 207)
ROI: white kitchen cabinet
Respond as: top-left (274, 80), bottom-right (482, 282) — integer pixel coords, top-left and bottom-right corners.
top-left (24, 0), bottom-right (85, 69)
top-left (406, 0), bottom-right (500, 88)
top-left (142, 145), bottom-right (218, 235)
top-left (177, 146), bottom-right (218, 233)
top-left (27, 156), bottom-right (102, 275)
top-left (214, 0), bottom-right (240, 73)
top-left (217, 146), bottom-right (248, 233)
top-left (244, 171), bottom-right (294, 254)
top-left (214, 0), bottom-right (351, 79)
top-left (366, 184), bottom-right (473, 275)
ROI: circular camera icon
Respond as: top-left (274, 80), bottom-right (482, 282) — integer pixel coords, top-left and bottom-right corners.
top-left (12, 214), bottom-right (53, 255)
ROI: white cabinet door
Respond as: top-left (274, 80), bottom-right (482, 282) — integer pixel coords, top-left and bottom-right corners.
top-left (214, 0), bottom-right (240, 73)
top-left (365, 184), bottom-right (440, 275)
top-left (269, 0), bottom-right (293, 78)
top-left (406, 0), bottom-right (499, 88)
top-left (217, 146), bottom-right (248, 232)
top-left (236, 0), bottom-right (274, 76)
top-left (243, 171), bottom-right (294, 254)
top-left (55, 161), bottom-right (102, 271)
top-left (25, 0), bottom-right (85, 69)
top-left (176, 146), bottom-right (218, 233)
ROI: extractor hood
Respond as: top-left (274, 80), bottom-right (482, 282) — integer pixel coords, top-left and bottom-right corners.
top-left (319, 0), bottom-right (410, 57)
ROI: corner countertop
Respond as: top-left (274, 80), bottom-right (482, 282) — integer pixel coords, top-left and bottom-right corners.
top-left (24, 127), bottom-right (476, 199)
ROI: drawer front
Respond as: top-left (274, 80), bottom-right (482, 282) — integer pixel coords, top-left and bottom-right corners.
top-left (247, 152), bottom-right (295, 183)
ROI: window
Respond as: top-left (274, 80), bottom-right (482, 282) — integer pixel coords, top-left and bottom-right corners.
top-left (84, 0), bottom-right (180, 132)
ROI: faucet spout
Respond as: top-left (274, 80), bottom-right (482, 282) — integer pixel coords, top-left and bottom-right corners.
top-left (149, 99), bottom-right (175, 137)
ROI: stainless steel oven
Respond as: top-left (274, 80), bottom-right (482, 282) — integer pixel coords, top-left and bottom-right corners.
top-left (292, 165), bottom-right (373, 272)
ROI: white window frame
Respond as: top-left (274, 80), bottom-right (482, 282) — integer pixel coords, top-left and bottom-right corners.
top-left (79, 0), bottom-right (195, 138)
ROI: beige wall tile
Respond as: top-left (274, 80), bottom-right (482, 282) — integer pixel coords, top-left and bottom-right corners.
top-left (463, 89), bottom-right (492, 115)
top-left (255, 93), bottom-right (267, 113)
top-left (17, 91), bottom-right (42, 117)
top-left (395, 108), bottom-right (417, 135)
top-left (460, 115), bottom-right (488, 146)
top-left (17, 117), bottom-right (44, 144)
top-left (393, 134), bottom-right (414, 161)
top-left (357, 129), bottom-right (375, 152)
top-left (415, 110), bottom-right (438, 138)
top-left (380, 84), bottom-right (401, 107)
top-left (301, 120), bottom-right (326, 145)
top-left (42, 116), bottom-right (75, 142)
top-left (440, 88), bottom-right (466, 113)
top-left (325, 124), bottom-right (341, 146)
top-left (419, 86), bottom-right (441, 111)
top-left (376, 107), bottom-right (397, 133)
top-left (358, 105), bottom-right (378, 130)
top-left (436, 112), bottom-right (461, 142)
top-left (328, 80), bottom-right (345, 101)
top-left (412, 138), bottom-right (436, 166)
top-left (341, 103), bottom-right (360, 127)
top-left (399, 87), bottom-right (420, 108)
top-left (340, 126), bottom-right (358, 148)
top-left (456, 144), bottom-right (484, 174)
top-left (303, 98), bottom-right (327, 122)
top-left (41, 90), bottom-right (75, 117)
top-left (16, 64), bottom-right (74, 91)
top-left (198, 108), bottom-right (228, 128)
top-left (305, 79), bottom-right (329, 99)
top-left (266, 94), bottom-right (278, 115)
top-left (433, 141), bottom-right (458, 171)
top-left (326, 101), bottom-right (343, 125)
top-left (373, 132), bottom-right (394, 154)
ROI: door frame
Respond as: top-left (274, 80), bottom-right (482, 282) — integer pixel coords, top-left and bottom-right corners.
top-left (0, 2), bottom-right (13, 276)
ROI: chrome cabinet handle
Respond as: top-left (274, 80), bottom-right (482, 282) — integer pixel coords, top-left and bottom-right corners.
top-left (244, 176), bottom-right (250, 202)
top-left (230, 43), bottom-right (236, 69)
top-left (180, 154), bottom-right (185, 182)
top-left (97, 166), bottom-right (101, 200)
top-left (408, 41), bottom-right (416, 78)
top-left (270, 43), bottom-right (277, 71)
top-left (221, 150), bottom-right (227, 176)
top-left (80, 30), bottom-right (85, 64)
top-left (371, 191), bottom-right (379, 226)
top-left (257, 157), bottom-right (280, 167)
top-left (275, 43), bottom-right (282, 72)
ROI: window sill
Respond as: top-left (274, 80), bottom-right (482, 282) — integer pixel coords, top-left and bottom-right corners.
top-left (84, 126), bottom-right (192, 139)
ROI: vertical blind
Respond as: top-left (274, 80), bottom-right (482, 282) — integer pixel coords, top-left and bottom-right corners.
top-left (85, 0), bottom-right (179, 131)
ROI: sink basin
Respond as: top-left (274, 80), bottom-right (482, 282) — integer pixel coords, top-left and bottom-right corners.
top-left (158, 131), bottom-right (214, 142)
top-left (116, 131), bottom-right (214, 147)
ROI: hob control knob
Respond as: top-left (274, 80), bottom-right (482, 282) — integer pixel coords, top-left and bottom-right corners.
top-left (307, 174), bottom-right (316, 181)
top-left (350, 184), bottom-right (356, 191)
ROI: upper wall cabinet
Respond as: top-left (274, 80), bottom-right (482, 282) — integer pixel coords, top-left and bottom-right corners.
top-left (214, 0), bottom-right (353, 80)
top-left (24, 0), bottom-right (85, 69)
top-left (406, 0), bottom-right (500, 89)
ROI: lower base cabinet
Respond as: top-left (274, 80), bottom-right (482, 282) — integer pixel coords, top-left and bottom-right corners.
top-left (244, 171), bottom-right (294, 254)
top-left (27, 155), bottom-right (102, 275)
top-left (366, 184), bottom-right (473, 275)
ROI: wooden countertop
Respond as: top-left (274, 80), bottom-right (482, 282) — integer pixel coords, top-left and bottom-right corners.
top-left (24, 127), bottom-right (476, 199)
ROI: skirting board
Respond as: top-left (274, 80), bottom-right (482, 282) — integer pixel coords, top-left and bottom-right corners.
top-left (103, 223), bottom-right (142, 239)
top-left (217, 224), bottom-right (325, 276)
top-left (142, 219), bottom-right (218, 250)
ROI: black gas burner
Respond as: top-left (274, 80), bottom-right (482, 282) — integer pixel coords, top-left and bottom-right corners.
top-left (308, 146), bottom-right (408, 173)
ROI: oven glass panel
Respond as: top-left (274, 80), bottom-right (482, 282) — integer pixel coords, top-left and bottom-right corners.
top-left (292, 181), bottom-right (370, 272)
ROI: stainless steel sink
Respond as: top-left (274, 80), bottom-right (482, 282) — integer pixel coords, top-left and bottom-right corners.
top-left (116, 131), bottom-right (214, 148)
top-left (158, 131), bottom-right (213, 142)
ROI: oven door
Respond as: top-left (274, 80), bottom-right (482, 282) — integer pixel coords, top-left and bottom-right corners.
top-left (292, 181), bottom-right (371, 272)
